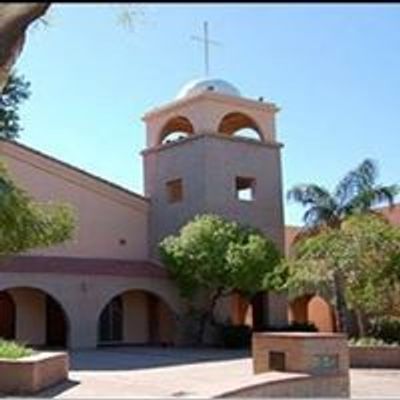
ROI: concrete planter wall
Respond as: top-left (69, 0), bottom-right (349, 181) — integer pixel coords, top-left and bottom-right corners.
top-left (0, 351), bottom-right (69, 395)
top-left (350, 346), bottom-right (400, 368)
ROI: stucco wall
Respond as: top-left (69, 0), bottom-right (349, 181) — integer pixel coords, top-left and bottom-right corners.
top-left (122, 291), bottom-right (149, 344)
top-left (143, 92), bottom-right (278, 147)
top-left (143, 134), bottom-right (284, 257)
top-left (0, 272), bottom-right (182, 349)
top-left (0, 140), bottom-right (149, 260)
top-left (8, 288), bottom-right (46, 346)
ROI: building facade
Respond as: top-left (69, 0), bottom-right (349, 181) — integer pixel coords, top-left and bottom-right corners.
top-left (0, 78), bottom-right (287, 348)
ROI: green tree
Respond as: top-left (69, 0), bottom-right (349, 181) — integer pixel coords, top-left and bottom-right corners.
top-left (0, 161), bottom-right (75, 256)
top-left (284, 214), bottom-right (400, 336)
top-left (0, 72), bottom-right (30, 139)
top-left (287, 159), bottom-right (399, 333)
top-left (159, 214), bottom-right (282, 343)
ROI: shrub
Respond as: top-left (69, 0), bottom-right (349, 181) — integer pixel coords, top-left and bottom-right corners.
top-left (368, 316), bottom-right (400, 345)
top-left (0, 339), bottom-right (33, 359)
top-left (260, 321), bottom-right (318, 333)
top-left (218, 324), bottom-right (252, 348)
top-left (348, 337), bottom-right (398, 347)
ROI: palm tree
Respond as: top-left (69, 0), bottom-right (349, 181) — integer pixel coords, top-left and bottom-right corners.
top-left (287, 158), bottom-right (399, 333)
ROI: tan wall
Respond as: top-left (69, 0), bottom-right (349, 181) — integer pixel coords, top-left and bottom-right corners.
top-left (143, 134), bottom-right (285, 257)
top-left (0, 272), bottom-right (182, 349)
top-left (217, 374), bottom-right (349, 398)
top-left (9, 288), bottom-right (46, 346)
top-left (143, 92), bottom-right (279, 148)
top-left (0, 140), bottom-right (149, 260)
top-left (308, 296), bottom-right (335, 332)
top-left (157, 300), bottom-right (175, 344)
top-left (122, 291), bottom-right (149, 344)
top-left (350, 346), bottom-right (400, 368)
top-left (252, 332), bottom-right (349, 375)
top-left (0, 352), bottom-right (68, 395)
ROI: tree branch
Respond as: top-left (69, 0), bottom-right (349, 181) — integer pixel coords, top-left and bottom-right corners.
top-left (0, 3), bottom-right (51, 91)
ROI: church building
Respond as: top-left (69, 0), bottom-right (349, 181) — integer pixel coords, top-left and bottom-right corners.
top-left (0, 78), bottom-right (288, 349)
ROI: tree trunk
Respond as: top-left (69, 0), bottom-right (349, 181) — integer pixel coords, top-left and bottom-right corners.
top-left (355, 309), bottom-right (366, 338)
top-left (333, 270), bottom-right (350, 334)
top-left (196, 288), bottom-right (225, 344)
top-left (0, 3), bottom-right (51, 91)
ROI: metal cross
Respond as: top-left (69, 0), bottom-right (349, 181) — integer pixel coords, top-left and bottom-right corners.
top-left (191, 21), bottom-right (221, 76)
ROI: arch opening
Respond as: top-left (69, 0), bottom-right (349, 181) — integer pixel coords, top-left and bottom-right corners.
top-left (218, 112), bottom-right (262, 141)
top-left (0, 287), bottom-right (69, 348)
top-left (97, 289), bottom-right (176, 347)
top-left (159, 116), bottom-right (194, 145)
top-left (288, 294), bottom-right (336, 332)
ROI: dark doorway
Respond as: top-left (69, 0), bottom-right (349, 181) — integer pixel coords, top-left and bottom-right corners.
top-left (0, 291), bottom-right (15, 340)
top-left (46, 295), bottom-right (67, 348)
top-left (251, 292), bottom-right (265, 331)
top-left (99, 296), bottom-right (123, 343)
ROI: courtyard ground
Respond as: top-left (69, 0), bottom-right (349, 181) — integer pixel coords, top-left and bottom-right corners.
top-left (34, 347), bottom-right (400, 398)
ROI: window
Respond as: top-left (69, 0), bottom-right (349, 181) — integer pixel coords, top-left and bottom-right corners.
top-left (166, 179), bottom-right (183, 203)
top-left (235, 177), bottom-right (255, 201)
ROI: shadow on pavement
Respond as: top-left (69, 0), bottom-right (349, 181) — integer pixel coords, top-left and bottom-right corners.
top-left (35, 379), bottom-right (80, 398)
top-left (70, 346), bottom-right (250, 372)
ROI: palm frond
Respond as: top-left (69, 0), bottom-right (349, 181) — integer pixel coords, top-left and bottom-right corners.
top-left (303, 206), bottom-right (339, 228)
top-left (343, 184), bottom-right (399, 215)
top-left (287, 184), bottom-right (334, 207)
top-left (334, 159), bottom-right (378, 208)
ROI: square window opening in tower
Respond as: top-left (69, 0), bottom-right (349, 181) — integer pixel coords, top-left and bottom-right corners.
top-left (166, 179), bottom-right (183, 203)
top-left (236, 177), bottom-right (255, 201)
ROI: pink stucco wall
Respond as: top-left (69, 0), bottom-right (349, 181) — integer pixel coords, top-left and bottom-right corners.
top-left (0, 140), bottom-right (149, 260)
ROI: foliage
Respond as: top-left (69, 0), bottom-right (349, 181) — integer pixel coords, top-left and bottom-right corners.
top-left (159, 214), bottom-right (283, 343)
top-left (287, 159), bottom-right (399, 231)
top-left (0, 72), bottom-right (30, 139)
top-left (286, 158), bottom-right (399, 333)
top-left (0, 161), bottom-right (75, 256)
top-left (262, 321), bottom-right (318, 332)
top-left (368, 316), bottom-right (400, 345)
top-left (0, 339), bottom-right (33, 359)
top-left (283, 214), bottom-right (400, 332)
top-left (217, 324), bottom-right (252, 349)
top-left (159, 214), bottom-right (282, 301)
top-left (348, 336), bottom-right (398, 347)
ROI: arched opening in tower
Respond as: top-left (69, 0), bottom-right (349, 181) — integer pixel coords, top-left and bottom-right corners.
top-left (288, 294), bottom-right (336, 332)
top-left (97, 290), bottom-right (176, 347)
top-left (218, 112), bottom-right (262, 141)
top-left (0, 287), bottom-right (69, 348)
top-left (159, 116), bottom-right (194, 145)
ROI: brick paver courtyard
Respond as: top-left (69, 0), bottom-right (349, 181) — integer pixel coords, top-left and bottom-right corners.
top-left (36, 347), bottom-right (400, 398)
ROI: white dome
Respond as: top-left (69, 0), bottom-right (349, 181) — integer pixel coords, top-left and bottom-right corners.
top-left (176, 78), bottom-right (241, 99)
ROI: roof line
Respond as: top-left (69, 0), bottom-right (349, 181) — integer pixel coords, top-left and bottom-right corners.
top-left (0, 138), bottom-right (149, 203)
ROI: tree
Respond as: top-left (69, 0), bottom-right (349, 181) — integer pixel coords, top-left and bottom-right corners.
top-left (159, 214), bottom-right (282, 343)
top-left (0, 3), bottom-right (142, 92)
top-left (0, 72), bottom-right (31, 139)
top-left (0, 3), bottom-right (50, 91)
top-left (287, 159), bottom-right (399, 332)
top-left (283, 214), bottom-right (400, 337)
top-left (0, 160), bottom-right (75, 256)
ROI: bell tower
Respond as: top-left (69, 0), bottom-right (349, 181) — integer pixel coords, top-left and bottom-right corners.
top-left (141, 78), bottom-right (285, 262)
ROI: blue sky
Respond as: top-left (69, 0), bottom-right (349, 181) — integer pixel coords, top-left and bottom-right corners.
top-left (15, 4), bottom-right (400, 225)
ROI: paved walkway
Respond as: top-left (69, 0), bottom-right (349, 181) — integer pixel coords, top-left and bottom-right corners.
top-left (37, 347), bottom-right (400, 398)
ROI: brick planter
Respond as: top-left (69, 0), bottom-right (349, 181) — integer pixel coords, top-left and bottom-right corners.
top-left (0, 351), bottom-right (69, 395)
top-left (350, 346), bottom-right (400, 368)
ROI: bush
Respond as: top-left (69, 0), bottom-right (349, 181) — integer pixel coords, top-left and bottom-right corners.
top-left (368, 316), bottom-right (400, 345)
top-left (348, 336), bottom-right (398, 347)
top-left (0, 339), bottom-right (33, 359)
top-left (218, 324), bottom-right (252, 348)
top-left (260, 321), bottom-right (318, 333)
